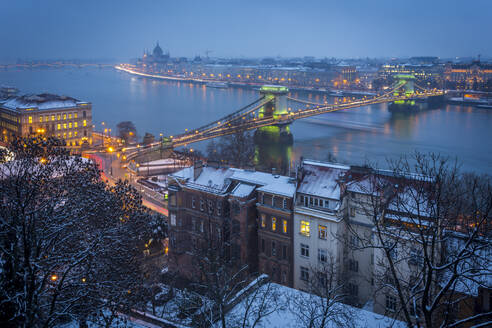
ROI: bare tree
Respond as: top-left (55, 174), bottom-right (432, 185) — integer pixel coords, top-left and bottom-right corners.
top-left (0, 137), bottom-right (157, 327)
top-left (116, 121), bottom-right (137, 145)
top-left (346, 152), bottom-right (492, 328)
top-left (291, 258), bottom-right (354, 328)
top-left (206, 130), bottom-right (255, 168)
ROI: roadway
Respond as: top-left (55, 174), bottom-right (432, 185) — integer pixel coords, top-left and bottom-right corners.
top-left (91, 151), bottom-right (169, 217)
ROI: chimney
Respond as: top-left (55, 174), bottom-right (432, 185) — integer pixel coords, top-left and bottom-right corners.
top-left (194, 160), bottom-right (203, 181)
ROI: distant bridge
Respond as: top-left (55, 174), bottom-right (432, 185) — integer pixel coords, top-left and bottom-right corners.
top-left (122, 77), bottom-right (444, 162)
top-left (0, 62), bottom-right (114, 69)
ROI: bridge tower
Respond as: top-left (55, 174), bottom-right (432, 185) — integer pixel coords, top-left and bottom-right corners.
top-left (258, 85), bottom-right (289, 119)
top-left (389, 74), bottom-right (418, 112)
top-left (393, 74), bottom-right (415, 97)
top-left (255, 85), bottom-right (293, 174)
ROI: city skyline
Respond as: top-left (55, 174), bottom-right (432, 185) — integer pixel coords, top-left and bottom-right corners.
top-left (1, 0), bottom-right (492, 61)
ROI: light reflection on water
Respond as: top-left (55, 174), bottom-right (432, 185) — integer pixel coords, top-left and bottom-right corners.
top-left (1, 67), bottom-right (491, 174)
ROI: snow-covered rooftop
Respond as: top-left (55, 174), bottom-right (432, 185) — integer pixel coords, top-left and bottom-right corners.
top-left (1, 93), bottom-right (89, 112)
top-left (226, 282), bottom-right (406, 328)
top-left (231, 183), bottom-right (256, 198)
top-left (298, 160), bottom-right (349, 200)
top-left (230, 168), bottom-right (295, 197)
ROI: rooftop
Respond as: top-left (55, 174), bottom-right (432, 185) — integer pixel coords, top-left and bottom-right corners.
top-left (298, 159), bottom-right (349, 200)
top-left (1, 93), bottom-right (89, 112)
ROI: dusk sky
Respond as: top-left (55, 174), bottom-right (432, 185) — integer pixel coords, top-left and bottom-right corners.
top-left (1, 0), bottom-right (491, 60)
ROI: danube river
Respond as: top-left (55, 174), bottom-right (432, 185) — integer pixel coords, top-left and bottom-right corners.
top-left (1, 67), bottom-right (491, 174)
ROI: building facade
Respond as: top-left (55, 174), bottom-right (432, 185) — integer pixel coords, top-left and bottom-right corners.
top-left (0, 93), bottom-right (92, 147)
top-left (167, 163), bottom-right (296, 287)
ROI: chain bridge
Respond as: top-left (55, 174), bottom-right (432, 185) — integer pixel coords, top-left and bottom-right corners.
top-left (122, 77), bottom-right (443, 162)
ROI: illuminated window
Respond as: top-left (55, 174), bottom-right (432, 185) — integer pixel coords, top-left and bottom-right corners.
top-left (261, 214), bottom-right (266, 228)
top-left (63, 114), bottom-right (66, 120)
top-left (63, 123), bottom-right (67, 129)
top-left (271, 217), bottom-right (276, 231)
top-left (63, 133), bottom-right (66, 139)
top-left (283, 219), bottom-right (287, 234)
top-left (57, 114), bottom-right (61, 120)
top-left (319, 225), bottom-right (327, 239)
top-left (74, 131), bottom-right (77, 137)
top-left (74, 113), bottom-right (77, 119)
top-left (28, 116), bottom-right (32, 124)
top-left (68, 131), bottom-right (72, 138)
top-left (51, 115), bottom-right (55, 121)
top-left (300, 220), bottom-right (310, 236)
top-left (74, 122), bottom-right (78, 128)
top-left (69, 123), bottom-right (72, 129)
top-left (69, 114), bottom-right (72, 119)
top-left (83, 120), bottom-right (87, 127)
top-left (57, 124), bottom-right (61, 130)
top-left (39, 116), bottom-right (43, 123)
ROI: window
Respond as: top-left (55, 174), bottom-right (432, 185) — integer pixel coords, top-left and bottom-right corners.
top-left (200, 199), bottom-right (204, 211)
top-left (208, 200), bottom-right (214, 214)
top-left (303, 195), bottom-right (308, 207)
top-left (217, 201), bottom-right (221, 216)
top-left (68, 132), bottom-right (72, 138)
top-left (74, 113), bottom-right (77, 119)
top-left (348, 283), bottom-right (358, 297)
top-left (170, 213), bottom-right (176, 226)
top-left (51, 115), bottom-right (55, 121)
top-left (319, 225), bottom-right (327, 239)
top-left (261, 214), bottom-right (266, 228)
top-left (309, 197), bottom-right (313, 206)
top-left (57, 124), bottom-right (61, 130)
top-left (271, 195), bottom-right (275, 207)
top-left (28, 116), bottom-right (32, 124)
top-left (191, 217), bottom-right (197, 232)
top-left (57, 114), bottom-right (61, 120)
top-left (300, 220), bottom-right (310, 236)
top-left (63, 133), bottom-right (66, 139)
top-left (282, 245), bottom-right (287, 260)
top-left (83, 120), bottom-right (87, 127)
top-left (318, 248), bottom-right (327, 263)
top-left (74, 131), bottom-right (77, 137)
top-left (300, 266), bottom-right (309, 281)
top-left (301, 243), bottom-right (309, 257)
top-left (261, 239), bottom-right (265, 253)
top-left (349, 259), bottom-right (359, 272)
top-left (271, 217), bottom-right (277, 231)
top-left (350, 207), bottom-right (356, 217)
top-left (63, 114), bottom-right (66, 120)
top-left (271, 241), bottom-right (276, 257)
top-left (318, 272), bottom-right (328, 287)
top-left (63, 123), bottom-right (67, 129)
top-left (314, 198), bottom-right (319, 206)
top-left (74, 122), bottom-right (78, 128)
top-left (200, 220), bottom-right (204, 233)
top-left (191, 197), bottom-right (196, 208)
top-left (69, 114), bottom-right (72, 119)
top-left (283, 198), bottom-right (287, 209)
top-left (84, 130), bottom-right (87, 137)
top-left (39, 116), bottom-right (43, 123)
top-left (282, 219), bottom-right (287, 234)
top-left (386, 295), bottom-right (397, 312)
top-left (68, 123), bottom-right (72, 129)
top-left (261, 193), bottom-right (265, 204)
top-left (83, 111), bottom-right (86, 118)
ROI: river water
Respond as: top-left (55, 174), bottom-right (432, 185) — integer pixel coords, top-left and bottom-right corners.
top-left (1, 67), bottom-right (491, 174)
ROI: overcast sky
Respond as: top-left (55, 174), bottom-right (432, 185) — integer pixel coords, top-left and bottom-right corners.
top-left (1, 0), bottom-right (491, 60)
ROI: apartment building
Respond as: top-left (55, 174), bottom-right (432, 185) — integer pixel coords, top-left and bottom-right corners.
top-left (293, 160), bottom-right (350, 292)
top-left (167, 163), bottom-right (296, 286)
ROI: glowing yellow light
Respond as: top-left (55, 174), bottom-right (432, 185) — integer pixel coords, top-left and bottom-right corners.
top-left (50, 274), bottom-right (58, 282)
top-left (39, 158), bottom-right (47, 164)
top-left (107, 147), bottom-right (114, 153)
top-left (82, 277), bottom-right (86, 283)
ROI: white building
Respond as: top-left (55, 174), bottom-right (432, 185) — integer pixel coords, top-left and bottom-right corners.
top-left (293, 160), bottom-right (349, 292)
